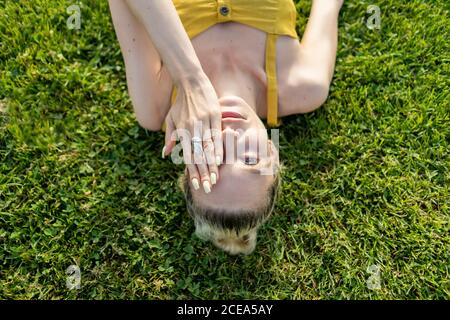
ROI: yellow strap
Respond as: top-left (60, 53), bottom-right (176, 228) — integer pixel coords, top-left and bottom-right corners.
top-left (164, 34), bottom-right (281, 130)
top-left (170, 86), bottom-right (178, 105)
top-left (161, 121), bottom-right (166, 132)
top-left (265, 33), bottom-right (281, 127)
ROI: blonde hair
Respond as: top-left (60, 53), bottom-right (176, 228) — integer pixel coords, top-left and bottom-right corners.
top-left (194, 220), bottom-right (258, 255)
top-left (181, 166), bottom-right (281, 255)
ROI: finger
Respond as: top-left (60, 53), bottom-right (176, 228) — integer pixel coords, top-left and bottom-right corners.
top-left (194, 149), bottom-right (212, 194)
top-left (180, 135), bottom-right (201, 191)
top-left (163, 116), bottom-right (176, 158)
top-left (210, 114), bottom-right (223, 166)
top-left (192, 119), bottom-right (203, 142)
top-left (202, 134), bottom-right (219, 186)
top-left (192, 119), bottom-right (212, 193)
top-left (186, 163), bottom-right (201, 191)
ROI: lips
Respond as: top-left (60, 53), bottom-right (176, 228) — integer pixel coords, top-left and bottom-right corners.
top-left (221, 111), bottom-right (244, 119)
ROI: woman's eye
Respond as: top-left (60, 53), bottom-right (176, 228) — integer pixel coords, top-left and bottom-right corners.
top-left (244, 157), bottom-right (258, 165)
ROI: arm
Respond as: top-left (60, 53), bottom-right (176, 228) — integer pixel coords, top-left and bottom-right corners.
top-left (124, 0), bottom-right (203, 85)
top-left (299, 0), bottom-right (343, 85)
top-left (279, 0), bottom-right (343, 115)
top-left (121, 0), bottom-right (223, 192)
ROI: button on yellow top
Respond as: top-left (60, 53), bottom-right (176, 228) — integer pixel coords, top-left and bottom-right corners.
top-left (168, 0), bottom-right (300, 130)
top-left (219, 5), bottom-right (229, 16)
top-left (172, 0), bottom-right (298, 40)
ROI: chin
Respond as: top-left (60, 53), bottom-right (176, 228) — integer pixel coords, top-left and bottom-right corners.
top-left (218, 95), bottom-right (249, 107)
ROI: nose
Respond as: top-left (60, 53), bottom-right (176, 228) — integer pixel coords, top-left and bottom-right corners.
top-left (222, 128), bottom-right (240, 163)
top-left (221, 128), bottom-right (241, 147)
top-left (222, 127), bottom-right (239, 137)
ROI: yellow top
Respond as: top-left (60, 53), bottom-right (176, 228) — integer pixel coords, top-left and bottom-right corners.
top-left (168, 0), bottom-right (299, 129)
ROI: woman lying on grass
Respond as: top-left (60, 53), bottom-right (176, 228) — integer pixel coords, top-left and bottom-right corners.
top-left (109, 0), bottom-right (343, 255)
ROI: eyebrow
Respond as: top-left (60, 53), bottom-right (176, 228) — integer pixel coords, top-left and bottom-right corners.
top-left (246, 167), bottom-right (263, 174)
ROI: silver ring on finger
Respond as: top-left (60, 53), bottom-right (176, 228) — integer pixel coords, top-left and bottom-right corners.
top-left (202, 139), bottom-right (214, 151)
top-left (192, 137), bottom-right (203, 156)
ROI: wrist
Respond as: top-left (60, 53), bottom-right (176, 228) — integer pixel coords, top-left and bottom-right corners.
top-left (173, 67), bottom-right (209, 88)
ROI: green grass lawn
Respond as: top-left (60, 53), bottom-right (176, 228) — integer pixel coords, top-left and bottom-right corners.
top-left (0, 0), bottom-right (448, 299)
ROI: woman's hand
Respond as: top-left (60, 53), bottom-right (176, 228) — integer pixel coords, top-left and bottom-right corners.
top-left (163, 72), bottom-right (223, 194)
top-left (118, 1), bottom-right (223, 193)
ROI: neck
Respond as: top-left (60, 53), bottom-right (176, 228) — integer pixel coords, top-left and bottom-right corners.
top-left (205, 56), bottom-right (265, 114)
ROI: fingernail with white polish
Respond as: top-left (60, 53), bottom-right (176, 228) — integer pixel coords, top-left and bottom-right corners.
top-left (210, 173), bottom-right (217, 185)
top-left (216, 156), bottom-right (222, 166)
top-left (192, 178), bottom-right (200, 190)
top-left (161, 146), bottom-right (166, 159)
top-left (203, 181), bottom-right (211, 194)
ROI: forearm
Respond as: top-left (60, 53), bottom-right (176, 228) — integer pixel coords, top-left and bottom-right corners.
top-left (300, 0), bottom-right (342, 84)
top-left (124, 0), bottom-right (206, 86)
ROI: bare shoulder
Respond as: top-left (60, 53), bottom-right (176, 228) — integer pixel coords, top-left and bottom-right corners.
top-left (276, 36), bottom-right (330, 117)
